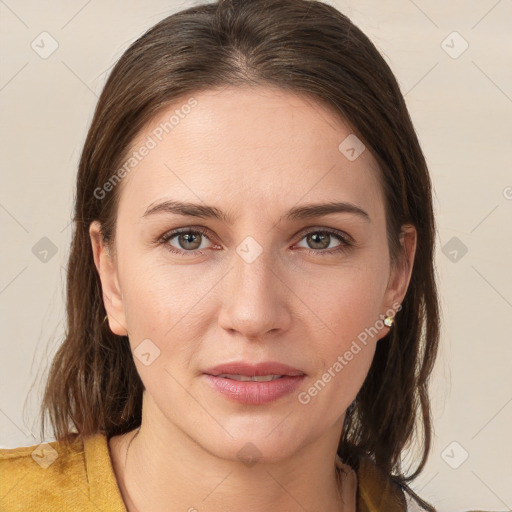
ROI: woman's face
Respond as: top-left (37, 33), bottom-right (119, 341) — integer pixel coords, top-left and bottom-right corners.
top-left (91, 85), bottom-right (415, 462)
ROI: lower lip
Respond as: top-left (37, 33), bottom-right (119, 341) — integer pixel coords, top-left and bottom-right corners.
top-left (203, 374), bottom-right (306, 405)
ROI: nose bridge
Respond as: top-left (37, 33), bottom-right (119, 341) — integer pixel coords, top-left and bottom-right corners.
top-left (218, 234), bottom-right (289, 338)
top-left (235, 237), bottom-right (275, 293)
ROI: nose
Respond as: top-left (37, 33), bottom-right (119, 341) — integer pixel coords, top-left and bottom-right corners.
top-left (217, 243), bottom-right (292, 340)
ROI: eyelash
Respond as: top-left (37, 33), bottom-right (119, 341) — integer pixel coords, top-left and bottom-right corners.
top-left (157, 226), bottom-right (354, 257)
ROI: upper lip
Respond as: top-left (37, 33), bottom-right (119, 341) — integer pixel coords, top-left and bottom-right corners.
top-left (204, 361), bottom-right (305, 377)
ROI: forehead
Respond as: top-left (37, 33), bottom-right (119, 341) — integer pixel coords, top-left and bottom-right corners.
top-left (115, 85), bottom-right (385, 224)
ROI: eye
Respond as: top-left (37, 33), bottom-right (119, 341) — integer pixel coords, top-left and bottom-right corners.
top-left (159, 227), bottom-right (216, 256)
top-left (157, 226), bottom-right (353, 257)
top-left (295, 228), bottom-right (353, 256)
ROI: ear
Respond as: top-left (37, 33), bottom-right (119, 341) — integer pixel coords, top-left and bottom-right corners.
top-left (380, 224), bottom-right (417, 325)
top-left (89, 221), bottom-right (128, 336)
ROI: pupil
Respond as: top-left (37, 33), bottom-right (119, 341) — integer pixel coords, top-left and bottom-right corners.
top-left (181, 233), bottom-right (200, 249)
top-left (309, 233), bottom-right (329, 249)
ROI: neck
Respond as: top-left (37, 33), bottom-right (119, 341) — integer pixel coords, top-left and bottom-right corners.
top-left (109, 403), bottom-right (356, 512)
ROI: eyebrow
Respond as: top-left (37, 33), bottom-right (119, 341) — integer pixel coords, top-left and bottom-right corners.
top-left (142, 199), bottom-right (371, 223)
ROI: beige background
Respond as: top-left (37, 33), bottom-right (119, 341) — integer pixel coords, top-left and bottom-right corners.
top-left (1, 1), bottom-right (511, 510)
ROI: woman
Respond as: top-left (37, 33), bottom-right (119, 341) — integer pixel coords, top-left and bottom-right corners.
top-left (0, 0), bottom-right (462, 510)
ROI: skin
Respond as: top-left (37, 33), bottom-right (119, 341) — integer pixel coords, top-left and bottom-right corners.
top-left (89, 85), bottom-right (416, 512)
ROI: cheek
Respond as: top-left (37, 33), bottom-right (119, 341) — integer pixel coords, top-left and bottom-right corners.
top-left (120, 250), bottom-right (206, 334)
top-left (118, 254), bottom-right (216, 384)
top-left (286, 265), bottom-right (384, 415)
top-left (294, 259), bottom-right (387, 344)
top-left (119, 268), bottom-right (196, 395)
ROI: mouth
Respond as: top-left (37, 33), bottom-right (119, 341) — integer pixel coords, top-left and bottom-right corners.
top-left (202, 361), bottom-right (306, 405)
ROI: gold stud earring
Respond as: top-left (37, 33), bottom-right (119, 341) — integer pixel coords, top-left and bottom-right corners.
top-left (384, 316), bottom-right (394, 327)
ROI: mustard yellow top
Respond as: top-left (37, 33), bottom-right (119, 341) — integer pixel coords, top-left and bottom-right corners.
top-left (0, 432), bottom-right (429, 511)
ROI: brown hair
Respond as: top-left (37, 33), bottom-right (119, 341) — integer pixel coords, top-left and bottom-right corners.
top-left (39, 0), bottom-right (439, 507)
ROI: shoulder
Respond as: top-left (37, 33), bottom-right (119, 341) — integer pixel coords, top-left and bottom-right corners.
top-left (356, 454), bottom-right (410, 512)
top-left (0, 432), bottom-right (125, 512)
top-left (356, 454), bottom-right (494, 512)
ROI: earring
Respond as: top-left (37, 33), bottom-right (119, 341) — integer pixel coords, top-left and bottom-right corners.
top-left (384, 316), bottom-right (394, 327)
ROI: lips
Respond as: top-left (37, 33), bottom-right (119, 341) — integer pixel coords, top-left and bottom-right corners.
top-left (202, 361), bottom-right (306, 405)
top-left (203, 374), bottom-right (305, 405)
top-left (204, 361), bottom-right (305, 378)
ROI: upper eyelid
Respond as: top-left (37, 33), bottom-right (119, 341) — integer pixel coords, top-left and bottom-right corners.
top-left (295, 225), bottom-right (353, 241)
